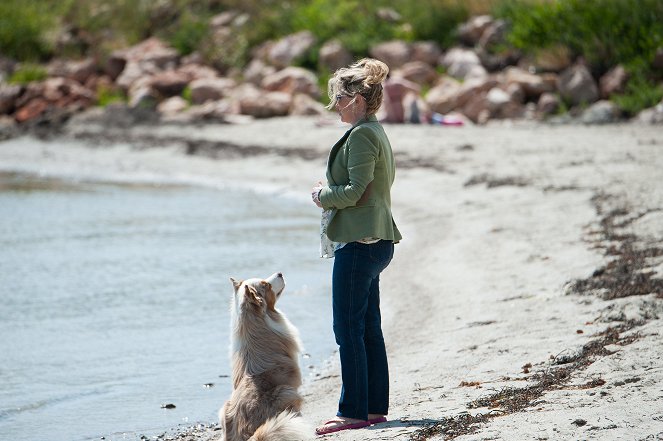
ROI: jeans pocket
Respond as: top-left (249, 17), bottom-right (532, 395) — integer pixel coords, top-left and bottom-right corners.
top-left (368, 240), bottom-right (393, 267)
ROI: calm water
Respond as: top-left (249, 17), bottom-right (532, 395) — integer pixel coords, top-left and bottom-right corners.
top-left (0, 172), bottom-right (334, 441)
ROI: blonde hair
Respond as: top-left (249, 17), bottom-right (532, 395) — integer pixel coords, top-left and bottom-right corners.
top-left (326, 58), bottom-right (389, 116)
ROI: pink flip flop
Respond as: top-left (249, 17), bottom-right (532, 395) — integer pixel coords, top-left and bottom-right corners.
top-left (368, 416), bottom-right (387, 424)
top-left (315, 418), bottom-right (371, 435)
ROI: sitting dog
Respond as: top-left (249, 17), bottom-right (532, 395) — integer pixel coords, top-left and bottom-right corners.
top-left (219, 272), bottom-right (309, 441)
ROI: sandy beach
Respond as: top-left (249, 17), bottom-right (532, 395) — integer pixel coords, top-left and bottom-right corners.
top-left (2, 114), bottom-right (662, 440)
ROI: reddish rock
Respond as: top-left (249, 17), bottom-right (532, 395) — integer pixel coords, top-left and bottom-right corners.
top-left (319, 40), bottom-right (353, 72)
top-left (189, 77), bottom-right (236, 104)
top-left (157, 96), bottom-right (188, 116)
top-left (455, 77), bottom-right (498, 109)
top-left (369, 41), bottom-right (412, 69)
top-left (15, 98), bottom-right (49, 122)
top-left (425, 76), bottom-right (462, 114)
top-left (177, 63), bottom-right (219, 81)
top-left (411, 41), bottom-right (442, 66)
top-left (503, 67), bottom-right (555, 100)
top-left (268, 31), bottom-right (316, 68)
top-left (47, 58), bottom-right (97, 84)
top-left (243, 59), bottom-right (277, 86)
top-left (461, 90), bottom-right (490, 123)
top-left (396, 61), bottom-right (438, 86)
top-left (290, 93), bottom-right (326, 116)
top-left (112, 38), bottom-right (180, 89)
top-left (236, 84), bottom-right (291, 118)
top-left (261, 67), bottom-right (319, 97)
top-left (457, 15), bottom-right (493, 46)
top-left (149, 70), bottom-right (191, 97)
top-left (599, 65), bottom-right (628, 98)
top-left (537, 92), bottom-right (560, 116)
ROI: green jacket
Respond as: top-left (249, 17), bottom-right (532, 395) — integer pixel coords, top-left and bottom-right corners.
top-left (319, 115), bottom-right (402, 243)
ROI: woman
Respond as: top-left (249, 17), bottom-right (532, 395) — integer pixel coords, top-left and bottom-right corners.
top-left (311, 58), bottom-right (402, 435)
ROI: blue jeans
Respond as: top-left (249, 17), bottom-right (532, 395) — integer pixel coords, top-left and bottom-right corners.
top-left (332, 239), bottom-right (394, 420)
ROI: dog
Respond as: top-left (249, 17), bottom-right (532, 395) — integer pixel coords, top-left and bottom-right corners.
top-left (219, 272), bottom-right (309, 441)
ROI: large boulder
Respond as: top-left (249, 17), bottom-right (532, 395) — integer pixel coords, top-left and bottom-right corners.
top-left (581, 100), bottom-right (621, 124)
top-left (189, 77), bottom-right (236, 104)
top-left (290, 93), bottom-right (327, 116)
top-left (243, 59), bottom-right (277, 86)
top-left (47, 58), bottom-right (97, 84)
top-left (111, 38), bottom-right (180, 89)
top-left (455, 76), bottom-right (498, 109)
top-left (557, 63), bottom-right (599, 106)
top-left (267, 31), bottom-right (316, 68)
top-left (425, 76), bottom-right (462, 114)
top-left (634, 99), bottom-right (663, 124)
top-left (261, 67), bottom-right (319, 97)
top-left (461, 89), bottom-right (491, 124)
top-left (441, 48), bottom-right (487, 80)
top-left (457, 15), bottom-right (493, 46)
top-left (177, 63), bottom-right (219, 81)
top-left (148, 69), bottom-right (192, 97)
top-left (157, 96), bottom-right (188, 117)
top-left (235, 84), bottom-right (291, 118)
top-left (319, 40), bottom-right (353, 72)
top-left (395, 61), bottom-right (438, 86)
top-left (599, 65), bottom-right (628, 98)
top-left (411, 41), bottom-right (442, 66)
top-left (369, 41), bottom-right (412, 69)
top-left (486, 87), bottom-right (525, 119)
top-left (503, 66), bottom-right (555, 100)
top-left (13, 78), bottom-right (94, 122)
top-left (537, 92), bottom-right (561, 117)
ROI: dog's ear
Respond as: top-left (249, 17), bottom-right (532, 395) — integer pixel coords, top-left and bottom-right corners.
top-left (244, 285), bottom-right (263, 306)
top-left (230, 277), bottom-right (242, 293)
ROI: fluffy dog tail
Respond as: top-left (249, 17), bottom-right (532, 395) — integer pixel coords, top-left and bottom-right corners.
top-left (249, 410), bottom-right (310, 441)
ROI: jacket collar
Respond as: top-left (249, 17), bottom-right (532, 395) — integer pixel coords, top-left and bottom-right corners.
top-left (351, 114), bottom-right (378, 128)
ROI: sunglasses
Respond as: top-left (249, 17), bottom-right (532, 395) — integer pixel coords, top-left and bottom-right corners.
top-left (336, 93), bottom-right (352, 100)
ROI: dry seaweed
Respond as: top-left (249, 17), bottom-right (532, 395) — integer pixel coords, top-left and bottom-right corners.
top-left (409, 323), bottom-right (641, 440)
top-left (568, 194), bottom-right (663, 300)
top-left (463, 173), bottom-right (530, 188)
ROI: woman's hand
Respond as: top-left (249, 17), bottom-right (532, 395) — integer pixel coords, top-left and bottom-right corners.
top-left (312, 181), bottom-right (323, 208)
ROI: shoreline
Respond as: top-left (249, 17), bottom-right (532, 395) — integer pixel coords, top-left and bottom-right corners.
top-left (1, 116), bottom-right (662, 440)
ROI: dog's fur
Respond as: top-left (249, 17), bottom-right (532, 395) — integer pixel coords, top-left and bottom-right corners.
top-left (219, 272), bottom-right (309, 441)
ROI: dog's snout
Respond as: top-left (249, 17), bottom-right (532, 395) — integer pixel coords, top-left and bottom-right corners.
top-left (277, 272), bottom-right (283, 278)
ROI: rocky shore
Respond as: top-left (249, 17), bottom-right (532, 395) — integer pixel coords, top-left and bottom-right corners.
top-left (2, 13), bottom-right (663, 142)
top-left (1, 114), bottom-right (662, 440)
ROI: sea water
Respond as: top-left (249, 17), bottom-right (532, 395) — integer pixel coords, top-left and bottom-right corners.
top-left (0, 172), bottom-right (334, 441)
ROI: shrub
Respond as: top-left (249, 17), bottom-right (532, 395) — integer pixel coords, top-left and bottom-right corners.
top-left (493, 0), bottom-right (663, 113)
top-left (8, 64), bottom-right (48, 85)
top-left (0, 0), bottom-right (55, 61)
top-left (96, 84), bottom-right (127, 107)
top-left (168, 12), bottom-right (210, 55)
top-left (494, 0), bottom-right (663, 74)
top-left (612, 71), bottom-right (663, 116)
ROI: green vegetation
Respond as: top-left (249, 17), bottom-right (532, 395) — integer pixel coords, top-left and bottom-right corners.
top-left (493, 0), bottom-right (663, 114)
top-left (95, 84), bottom-right (126, 107)
top-left (1, 0), bottom-right (661, 114)
top-left (8, 64), bottom-right (48, 85)
top-left (0, 0), bottom-right (56, 61)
